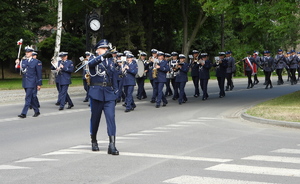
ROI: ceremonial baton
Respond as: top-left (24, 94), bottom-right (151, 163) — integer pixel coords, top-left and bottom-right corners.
top-left (17, 39), bottom-right (23, 59)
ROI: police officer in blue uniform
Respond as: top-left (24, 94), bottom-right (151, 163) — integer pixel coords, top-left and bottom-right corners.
top-left (288, 50), bottom-right (299, 85)
top-left (82, 51), bottom-right (93, 102)
top-left (56, 52), bottom-right (74, 110)
top-left (136, 52), bottom-right (148, 100)
top-left (31, 51), bottom-right (41, 108)
top-left (87, 39), bottom-right (119, 155)
top-left (274, 49), bottom-right (286, 85)
top-left (190, 50), bottom-right (200, 97)
top-left (153, 51), bottom-right (170, 108)
top-left (164, 53), bottom-right (173, 97)
top-left (16, 46), bottom-right (42, 118)
top-left (149, 49), bottom-right (158, 103)
top-left (242, 52), bottom-right (261, 89)
top-left (199, 53), bottom-right (212, 100)
top-left (170, 52), bottom-right (179, 100)
top-left (123, 53), bottom-right (138, 112)
top-left (213, 52), bottom-right (228, 97)
top-left (175, 54), bottom-right (189, 104)
top-left (261, 50), bottom-right (275, 89)
top-left (225, 51), bottom-right (235, 91)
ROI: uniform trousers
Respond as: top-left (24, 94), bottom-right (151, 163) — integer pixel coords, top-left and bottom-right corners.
top-left (117, 79), bottom-right (125, 101)
top-left (245, 71), bottom-right (253, 86)
top-left (276, 69), bottom-right (283, 84)
top-left (200, 79), bottom-right (209, 98)
top-left (31, 86), bottom-right (40, 108)
top-left (83, 79), bottom-right (90, 101)
top-left (217, 77), bottom-right (226, 97)
top-left (136, 77), bottom-right (146, 98)
top-left (176, 82), bottom-right (187, 103)
top-left (59, 84), bottom-right (73, 108)
top-left (226, 73), bottom-right (233, 88)
top-left (290, 68), bottom-right (297, 84)
top-left (155, 82), bottom-right (167, 105)
top-left (265, 71), bottom-right (272, 87)
top-left (124, 85), bottom-right (135, 110)
top-left (150, 79), bottom-right (157, 102)
top-left (90, 99), bottom-right (116, 136)
top-left (55, 82), bottom-right (60, 103)
top-left (22, 88), bottom-right (39, 115)
top-left (192, 76), bottom-right (200, 96)
top-left (171, 78), bottom-right (179, 99)
top-left (165, 78), bottom-right (173, 96)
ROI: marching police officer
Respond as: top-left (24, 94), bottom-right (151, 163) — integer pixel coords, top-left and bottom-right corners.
top-left (243, 52), bottom-right (260, 89)
top-left (16, 46), bottom-right (42, 118)
top-left (199, 53), bottom-right (212, 100)
top-left (170, 51), bottom-right (179, 100)
top-left (136, 52), bottom-right (148, 100)
top-left (56, 52), bottom-right (74, 110)
top-left (213, 52), bottom-right (228, 97)
top-left (252, 51), bottom-right (260, 84)
top-left (149, 49), bottom-right (159, 103)
top-left (31, 51), bottom-right (41, 108)
top-left (261, 50), bottom-right (275, 89)
top-left (288, 50), bottom-right (299, 85)
top-left (154, 51), bottom-right (170, 108)
top-left (123, 53), bottom-right (138, 112)
top-left (274, 49), bottom-right (286, 85)
top-left (82, 51), bottom-right (93, 102)
top-left (190, 50), bottom-right (200, 97)
top-left (164, 53), bottom-right (173, 97)
top-left (225, 51), bottom-right (235, 91)
top-left (175, 54), bottom-right (189, 104)
top-left (88, 39), bottom-right (119, 155)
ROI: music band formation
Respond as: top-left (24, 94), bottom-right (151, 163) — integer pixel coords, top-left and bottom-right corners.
top-left (14, 39), bottom-right (300, 154)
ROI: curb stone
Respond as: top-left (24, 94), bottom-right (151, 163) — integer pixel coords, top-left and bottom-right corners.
top-left (241, 112), bottom-right (300, 129)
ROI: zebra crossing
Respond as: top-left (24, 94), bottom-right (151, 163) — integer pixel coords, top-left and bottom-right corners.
top-left (1, 117), bottom-right (300, 184)
top-left (164, 145), bottom-right (300, 184)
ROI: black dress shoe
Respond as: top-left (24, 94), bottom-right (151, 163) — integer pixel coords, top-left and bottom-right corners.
top-left (33, 112), bottom-right (40, 117)
top-left (59, 107), bottom-right (64, 110)
top-left (137, 97), bottom-right (141, 100)
top-left (92, 142), bottom-right (100, 151)
top-left (55, 102), bottom-right (60, 106)
top-left (150, 100), bottom-right (155, 103)
top-left (155, 105), bottom-right (160, 108)
top-left (125, 109), bottom-right (131, 112)
top-left (142, 96), bottom-right (147, 99)
top-left (83, 99), bottom-right (88, 102)
top-left (202, 97), bottom-right (207, 101)
top-left (67, 104), bottom-right (74, 109)
top-left (18, 114), bottom-right (26, 118)
top-left (194, 94), bottom-right (199, 98)
top-left (163, 103), bottom-right (167, 107)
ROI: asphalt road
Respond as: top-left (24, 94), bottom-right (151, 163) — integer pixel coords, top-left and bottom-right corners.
top-left (0, 77), bottom-right (300, 184)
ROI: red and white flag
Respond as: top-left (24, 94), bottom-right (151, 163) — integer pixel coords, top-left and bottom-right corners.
top-left (245, 57), bottom-right (254, 74)
top-left (17, 39), bottom-right (23, 45)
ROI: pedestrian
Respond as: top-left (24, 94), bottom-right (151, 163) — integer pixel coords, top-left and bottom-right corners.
top-left (16, 46), bottom-right (42, 118)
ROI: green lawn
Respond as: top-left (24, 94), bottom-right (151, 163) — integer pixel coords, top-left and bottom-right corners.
top-left (246, 91), bottom-right (300, 122)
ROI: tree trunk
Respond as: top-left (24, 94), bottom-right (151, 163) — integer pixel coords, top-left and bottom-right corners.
top-left (49, 0), bottom-right (63, 85)
top-left (181, 0), bottom-right (207, 57)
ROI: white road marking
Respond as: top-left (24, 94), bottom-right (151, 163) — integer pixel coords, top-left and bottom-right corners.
top-left (124, 133), bottom-right (153, 136)
top-left (0, 165), bottom-right (30, 170)
top-left (177, 121), bottom-right (205, 125)
top-left (206, 164), bottom-right (300, 177)
top-left (154, 127), bottom-right (179, 130)
top-left (16, 157), bottom-right (58, 163)
top-left (242, 155), bottom-right (300, 164)
top-left (42, 150), bottom-right (83, 156)
top-left (140, 130), bottom-right (169, 133)
top-left (197, 117), bottom-right (219, 120)
top-left (163, 175), bottom-right (278, 184)
top-left (272, 148), bottom-right (300, 154)
top-left (117, 152), bottom-right (232, 163)
top-left (167, 124), bottom-right (189, 127)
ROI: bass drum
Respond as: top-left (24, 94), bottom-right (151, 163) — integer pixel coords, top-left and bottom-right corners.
top-left (135, 60), bottom-right (145, 78)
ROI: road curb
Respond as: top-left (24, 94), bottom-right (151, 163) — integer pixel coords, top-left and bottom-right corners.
top-left (241, 112), bottom-right (300, 129)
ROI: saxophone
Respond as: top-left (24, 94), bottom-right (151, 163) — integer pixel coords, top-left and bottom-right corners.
top-left (152, 57), bottom-right (158, 79)
top-left (83, 59), bottom-right (91, 85)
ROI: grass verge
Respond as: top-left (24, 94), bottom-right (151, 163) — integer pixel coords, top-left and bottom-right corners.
top-left (246, 90), bottom-right (300, 123)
